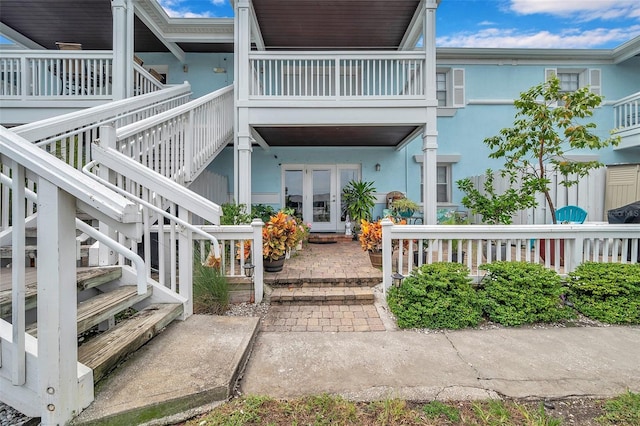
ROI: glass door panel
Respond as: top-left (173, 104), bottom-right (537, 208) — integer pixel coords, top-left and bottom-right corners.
top-left (284, 169), bottom-right (303, 218)
top-left (310, 168), bottom-right (335, 231)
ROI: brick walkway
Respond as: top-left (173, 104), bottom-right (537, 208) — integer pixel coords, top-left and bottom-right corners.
top-left (261, 304), bottom-right (386, 332)
top-left (262, 239), bottom-right (387, 332)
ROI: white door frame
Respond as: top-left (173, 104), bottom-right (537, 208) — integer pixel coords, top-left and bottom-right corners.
top-left (282, 164), bottom-right (360, 232)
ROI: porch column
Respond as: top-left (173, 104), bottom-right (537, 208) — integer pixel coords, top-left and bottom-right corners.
top-left (422, 125), bottom-right (438, 225)
top-left (111, 0), bottom-right (134, 100)
top-left (235, 0), bottom-right (252, 206)
top-left (422, 0), bottom-right (439, 225)
top-left (37, 179), bottom-right (82, 425)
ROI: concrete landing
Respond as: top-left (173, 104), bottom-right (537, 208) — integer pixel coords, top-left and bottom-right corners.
top-left (72, 315), bottom-right (260, 426)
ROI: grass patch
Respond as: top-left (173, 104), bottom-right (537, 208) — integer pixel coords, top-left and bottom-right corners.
top-left (597, 391), bottom-right (640, 425)
top-left (182, 394), bottom-right (622, 425)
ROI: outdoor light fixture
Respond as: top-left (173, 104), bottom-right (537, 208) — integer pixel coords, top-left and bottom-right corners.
top-left (391, 272), bottom-right (405, 287)
top-left (375, 163), bottom-right (381, 172)
top-left (243, 263), bottom-right (255, 278)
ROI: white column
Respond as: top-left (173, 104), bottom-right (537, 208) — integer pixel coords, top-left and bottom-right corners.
top-left (178, 208), bottom-right (193, 318)
top-left (235, 0), bottom-right (252, 206)
top-left (422, 0), bottom-right (439, 225)
top-left (111, 0), bottom-right (128, 100)
top-left (37, 179), bottom-right (83, 425)
top-left (251, 219), bottom-right (264, 303)
top-left (125, 0), bottom-right (135, 97)
top-left (97, 125), bottom-right (118, 265)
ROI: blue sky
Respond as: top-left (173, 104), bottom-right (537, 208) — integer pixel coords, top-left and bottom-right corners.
top-left (158, 0), bottom-right (640, 49)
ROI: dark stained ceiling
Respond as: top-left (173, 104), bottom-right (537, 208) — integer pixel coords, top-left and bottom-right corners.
top-left (252, 0), bottom-right (421, 50)
top-left (254, 126), bottom-right (419, 147)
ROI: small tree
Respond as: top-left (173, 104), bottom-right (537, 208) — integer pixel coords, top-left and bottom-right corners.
top-left (484, 77), bottom-right (620, 223)
top-left (457, 169), bottom-right (537, 224)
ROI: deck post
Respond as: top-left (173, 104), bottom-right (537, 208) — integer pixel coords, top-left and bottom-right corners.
top-left (381, 218), bottom-right (394, 293)
top-left (235, 0), bottom-right (252, 207)
top-left (251, 219), bottom-right (264, 303)
top-left (97, 125), bottom-right (118, 265)
top-left (178, 208), bottom-right (194, 319)
top-left (37, 178), bottom-right (87, 425)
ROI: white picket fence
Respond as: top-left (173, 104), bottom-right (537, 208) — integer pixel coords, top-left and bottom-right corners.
top-left (463, 168), bottom-right (607, 224)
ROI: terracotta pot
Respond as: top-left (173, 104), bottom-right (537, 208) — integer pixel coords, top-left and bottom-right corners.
top-left (539, 239), bottom-right (564, 266)
top-left (264, 255), bottom-right (286, 272)
top-left (368, 251), bottom-right (383, 268)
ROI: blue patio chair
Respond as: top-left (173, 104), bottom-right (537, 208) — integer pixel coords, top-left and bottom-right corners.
top-left (555, 205), bottom-right (587, 224)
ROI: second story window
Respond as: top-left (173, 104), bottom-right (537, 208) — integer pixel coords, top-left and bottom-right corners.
top-left (436, 72), bottom-right (447, 106)
top-left (558, 72), bottom-right (579, 94)
top-left (436, 68), bottom-right (465, 109)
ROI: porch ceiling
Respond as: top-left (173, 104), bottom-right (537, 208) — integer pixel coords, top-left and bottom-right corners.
top-left (253, 126), bottom-right (418, 147)
top-left (252, 0), bottom-right (422, 50)
top-left (0, 0), bottom-right (234, 53)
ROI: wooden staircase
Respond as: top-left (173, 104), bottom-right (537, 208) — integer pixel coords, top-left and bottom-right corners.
top-left (0, 266), bottom-right (183, 385)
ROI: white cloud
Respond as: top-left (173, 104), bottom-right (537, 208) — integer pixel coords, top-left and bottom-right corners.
top-left (437, 25), bottom-right (640, 48)
top-left (478, 20), bottom-right (496, 26)
top-left (510, 0), bottom-right (640, 22)
top-left (158, 0), bottom-right (219, 18)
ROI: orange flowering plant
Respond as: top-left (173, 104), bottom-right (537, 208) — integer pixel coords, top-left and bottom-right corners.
top-left (359, 218), bottom-right (406, 253)
top-left (263, 211), bottom-right (299, 261)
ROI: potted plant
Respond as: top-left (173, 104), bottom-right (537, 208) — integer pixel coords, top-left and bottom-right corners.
top-left (262, 211), bottom-right (298, 272)
top-left (359, 219), bottom-right (383, 267)
top-left (342, 180), bottom-right (376, 236)
top-left (391, 197), bottom-right (420, 218)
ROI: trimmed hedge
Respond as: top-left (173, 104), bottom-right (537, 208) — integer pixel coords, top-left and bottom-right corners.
top-left (387, 262), bottom-right (482, 329)
top-left (567, 262), bottom-right (640, 324)
top-left (479, 262), bottom-right (575, 326)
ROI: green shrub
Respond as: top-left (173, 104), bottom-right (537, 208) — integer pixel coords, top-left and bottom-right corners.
top-left (387, 262), bottom-right (482, 329)
top-left (567, 262), bottom-right (640, 324)
top-left (221, 202), bottom-right (251, 225)
top-left (193, 251), bottom-right (229, 314)
top-left (479, 262), bottom-right (575, 326)
top-left (251, 204), bottom-right (277, 223)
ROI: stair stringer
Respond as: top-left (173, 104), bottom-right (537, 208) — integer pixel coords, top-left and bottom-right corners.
top-left (0, 320), bottom-right (94, 418)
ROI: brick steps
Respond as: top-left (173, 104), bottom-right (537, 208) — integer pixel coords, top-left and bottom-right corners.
top-left (267, 277), bottom-right (379, 288)
top-left (270, 286), bottom-right (374, 305)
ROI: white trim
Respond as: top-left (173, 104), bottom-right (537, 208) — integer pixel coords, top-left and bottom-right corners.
top-left (467, 99), bottom-right (515, 105)
top-left (251, 192), bottom-right (279, 204)
top-left (413, 154), bottom-right (461, 163)
top-left (437, 108), bottom-right (458, 116)
top-left (0, 23), bottom-right (45, 50)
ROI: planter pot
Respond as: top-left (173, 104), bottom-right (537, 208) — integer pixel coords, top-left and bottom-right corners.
top-left (451, 251), bottom-right (465, 263)
top-left (539, 239), bottom-right (564, 266)
top-left (484, 241), bottom-right (508, 261)
top-left (399, 209), bottom-right (414, 218)
top-left (264, 255), bottom-right (286, 272)
top-left (368, 251), bottom-right (383, 268)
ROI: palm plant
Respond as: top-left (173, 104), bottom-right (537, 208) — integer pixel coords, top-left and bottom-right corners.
top-left (342, 180), bottom-right (376, 228)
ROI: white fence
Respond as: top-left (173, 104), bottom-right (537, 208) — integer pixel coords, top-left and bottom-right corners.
top-left (463, 168), bottom-right (607, 224)
top-left (116, 85), bottom-right (234, 185)
top-left (249, 52), bottom-right (425, 98)
top-left (381, 220), bottom-right (640, 290)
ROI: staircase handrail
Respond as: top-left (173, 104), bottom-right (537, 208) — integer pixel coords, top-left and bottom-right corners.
top-left (82, 159), bottom-right (221, 260)
top-left (12, 83), bottom-right (191, 147)
top-left (115, 85), bottom-right (234, 184)
top-left (134, 62), bottom-right (165, 94)
top-left (1, 126), bottom-right (140, 228)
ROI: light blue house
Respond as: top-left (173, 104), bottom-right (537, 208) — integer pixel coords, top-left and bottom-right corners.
top-left (1, 1), bottom-right (639, 422)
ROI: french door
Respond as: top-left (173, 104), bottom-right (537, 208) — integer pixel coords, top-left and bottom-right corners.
top-left (283, 165), bottom-right (359, 232)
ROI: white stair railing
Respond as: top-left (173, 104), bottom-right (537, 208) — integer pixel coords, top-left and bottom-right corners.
top-left (115, 85), bottom-right (234, 185)
top-left (134, 62), bottom-right (165, 95)
top-left (0, 125), bottom-right (142, 425)
top-left (87, 127), bottom-right (265, 304)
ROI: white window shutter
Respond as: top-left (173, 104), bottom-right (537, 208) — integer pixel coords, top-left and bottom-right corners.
top-left (452, 68), bottom-right (465, 107)
top-left (545, 68), bottom-right (557, 82)
top-left (589, 68), bottom-right (601, 96)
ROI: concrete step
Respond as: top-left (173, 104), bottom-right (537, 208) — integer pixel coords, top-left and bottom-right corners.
top-left (270, 286), bottom-right (375, 305)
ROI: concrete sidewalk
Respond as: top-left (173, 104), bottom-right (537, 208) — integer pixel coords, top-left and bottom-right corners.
top-left (240, 326), bottom-right (640, 401)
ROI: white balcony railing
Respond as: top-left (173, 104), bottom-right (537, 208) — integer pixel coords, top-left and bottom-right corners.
top-left (249, 52), bottom-right (425, 99)
top-left (613, 92), bottom-right (640, 132)
top-left (0, 50), bottom-right (114, 99)
top-left (381, 221), bottom-right (640, 291)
